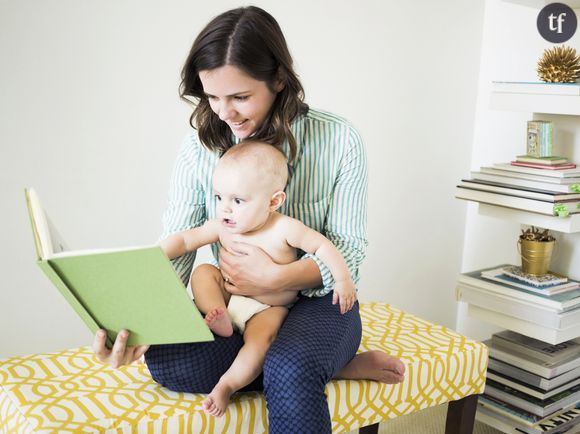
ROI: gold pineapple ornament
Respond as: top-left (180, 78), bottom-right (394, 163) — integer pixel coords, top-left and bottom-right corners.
top-left (537, 45), bottom-right (580, 83)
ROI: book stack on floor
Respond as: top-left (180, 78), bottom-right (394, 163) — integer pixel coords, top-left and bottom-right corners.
top-left (456, 265), bottom-right (580, 345)
top-left (479, 330), bottom-right (580, 434)
top-left (456, 156), bottom-right (580, 217)
top-left (457, 265), bottom-right (580, 431)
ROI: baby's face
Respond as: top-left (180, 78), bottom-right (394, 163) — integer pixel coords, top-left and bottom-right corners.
top-left (212, 163), bottom-right (274, 235)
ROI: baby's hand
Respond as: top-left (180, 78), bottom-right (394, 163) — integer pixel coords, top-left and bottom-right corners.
top-left (332, 279), bottom-right (357, 314)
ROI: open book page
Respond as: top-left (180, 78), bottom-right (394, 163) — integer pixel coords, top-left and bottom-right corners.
top-left (26, 188), bottom-right (154, 258)
top-left (45, 214), bottom-right (68, 255)
top-left (52, 244), bottom-right (157, 258)
top-left (25, 188), bottom-right (54, 260)
top-left (25, 188), bottom-right (70, 259)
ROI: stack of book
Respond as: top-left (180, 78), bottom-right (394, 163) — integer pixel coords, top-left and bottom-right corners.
top-left (456, 265), bottom-right (580, 344)
top-left (456, 157), bottom-right (580, 217)
top-left (480, 330), bottom-right (580, 434)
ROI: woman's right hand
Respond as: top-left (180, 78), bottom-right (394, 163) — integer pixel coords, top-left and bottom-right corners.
top-left (92, 329), bottom-right (150, 369)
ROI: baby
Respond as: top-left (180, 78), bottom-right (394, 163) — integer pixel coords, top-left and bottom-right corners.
top-left (160, 141), bottom-right (356, 417)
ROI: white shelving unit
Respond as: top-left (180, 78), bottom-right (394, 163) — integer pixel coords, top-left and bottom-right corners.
top-left (478, 204), bottom-right (580, 233)
top-left (491, 92), bottom-right (580, 116)
top-left (463, 89), bottom-right (580, 342)
top-left (482, 90), bottom-right (580, 238)
top-left (464, 2), bottom-right (580, 432)
top-left (465, 86), bottom-right (580, 432)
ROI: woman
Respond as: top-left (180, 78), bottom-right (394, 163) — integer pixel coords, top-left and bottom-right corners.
top-left (93, 6), bottom-right (404, 433)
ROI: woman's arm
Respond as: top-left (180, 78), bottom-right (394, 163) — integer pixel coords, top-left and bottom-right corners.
top-left (299, 125), bottom-right (368, 295)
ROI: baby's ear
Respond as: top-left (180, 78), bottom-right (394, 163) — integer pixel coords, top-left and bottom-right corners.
top-left (270, 191), bottom-right (286, 211)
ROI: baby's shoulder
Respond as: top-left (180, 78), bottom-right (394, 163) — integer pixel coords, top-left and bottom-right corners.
top-left (270, 213), bottom-right (306, 238)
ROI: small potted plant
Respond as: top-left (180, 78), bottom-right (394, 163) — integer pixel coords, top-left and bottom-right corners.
top-left (519, 226), bottom-right (556, 276)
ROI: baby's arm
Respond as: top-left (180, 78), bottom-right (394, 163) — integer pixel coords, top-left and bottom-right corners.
top-left (159, 219), bottom-right (221, 260)
top-left (284, 218), bottom-right (356, 314)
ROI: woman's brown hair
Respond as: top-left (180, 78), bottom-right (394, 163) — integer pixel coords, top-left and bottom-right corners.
top-left (179, 6), bottom-right (308, 159)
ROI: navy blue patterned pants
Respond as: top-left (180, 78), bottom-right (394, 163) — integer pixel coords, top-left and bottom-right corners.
top-left (146, 293), bottom-right (362, 433)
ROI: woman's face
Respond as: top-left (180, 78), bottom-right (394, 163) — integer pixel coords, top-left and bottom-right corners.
top-left (199, 65), bottom-right (280, 139)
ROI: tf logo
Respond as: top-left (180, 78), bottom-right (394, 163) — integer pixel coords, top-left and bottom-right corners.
top-left (537, 2), bottom-right (577, 43)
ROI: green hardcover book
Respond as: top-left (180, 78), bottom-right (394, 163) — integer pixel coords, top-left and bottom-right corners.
top-left (24, 188), bottom-right (213, 348)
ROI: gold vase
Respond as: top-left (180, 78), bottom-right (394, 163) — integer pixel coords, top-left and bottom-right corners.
top-left (519, 239), bottom-right (555, 276)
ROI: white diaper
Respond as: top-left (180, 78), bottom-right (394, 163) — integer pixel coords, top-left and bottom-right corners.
top-left (227, 295), bottom-right (271, 333)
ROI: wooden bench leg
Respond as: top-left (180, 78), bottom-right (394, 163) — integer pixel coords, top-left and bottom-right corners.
top-left (359, 423), bottom-right (379, 434)
top-left (445, 395), bottom-right (479, 434)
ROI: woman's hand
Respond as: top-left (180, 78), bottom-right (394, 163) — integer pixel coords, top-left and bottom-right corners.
top-left (219, 242), bottom-right (282, 296)
top-left (92, 329), bottom-right (149, 369)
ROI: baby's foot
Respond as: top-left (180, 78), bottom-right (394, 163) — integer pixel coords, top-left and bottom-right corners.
top-left (201, 383), bottom-right (234, 417)
top-left (204, 307), bottom-right (233, 337)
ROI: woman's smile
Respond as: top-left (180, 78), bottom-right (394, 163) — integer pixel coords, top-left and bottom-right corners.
top-left (199, 65), bottom-right (279, 139)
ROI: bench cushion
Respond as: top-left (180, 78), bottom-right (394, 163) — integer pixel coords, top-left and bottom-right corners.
top-left (0, 303), bottom-right (488, 433)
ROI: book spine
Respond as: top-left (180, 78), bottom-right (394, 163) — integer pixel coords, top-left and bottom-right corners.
top-left (527, 121), bottom-right (553, 158)
top-left (511, 162), bottom-right (577, 170)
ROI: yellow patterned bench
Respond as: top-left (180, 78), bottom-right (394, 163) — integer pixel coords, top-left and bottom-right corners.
top-left (0, 303), bottom-right (488, 433)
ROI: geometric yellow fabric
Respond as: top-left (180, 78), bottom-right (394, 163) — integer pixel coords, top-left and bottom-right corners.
top-left (0, 303), bottom-right (488, 433)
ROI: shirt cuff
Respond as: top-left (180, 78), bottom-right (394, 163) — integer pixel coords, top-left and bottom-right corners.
top-left (300, 253), bottom-right (333, 297)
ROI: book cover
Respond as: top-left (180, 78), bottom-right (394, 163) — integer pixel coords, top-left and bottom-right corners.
top-left (459, 179), bottom-right (580, 202)
top-left (502, 266), bottom-right (568, 288)
top-left (459, 266), bottom-right (580, 311)
top-left (492, 330), bottom-right (580, 364)
top-left (492, 81), bottom-right (580, 96)
top-left (455, 186), bottom-right (580, 217)
top-left (485, 378), bottom-right (580, 417)
top-left (471, 171), bottom-right (580, 193)
top-left (533, 404), bottom-right (580, 433)
top-left (478, 399), bottom-right (580, 434)
top-left (479, 394), bottom-right (545, 426)
top-left (487, 369), bottom-right (580, 400)
top-left (493, 163), bottom-right (580, 179)
top-left (527, 121), bottom-right (553, 158)
top-left (479, 167), bottom-right (580, 185)
top-left (488, 357), bottom-right (580, 391)
top-left (516, 155), bottom-right (570, 166)
top-left (25, 188), bottom-right (214, 347)
top-left (486, 340), bottom-right (580, 378)
top-left (481, 268), bottom-right (580, 295)
top-left (512, 161), bottom-right (577, 171)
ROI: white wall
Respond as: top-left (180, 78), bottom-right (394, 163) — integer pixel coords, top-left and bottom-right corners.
top-left (458, 0), bottom-right (580, 340)
top-left (0, 0), bottom-right (484, 358)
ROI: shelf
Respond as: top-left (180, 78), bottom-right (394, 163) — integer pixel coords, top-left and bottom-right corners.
top-left (490, 92), bottom-right (580, 115)
top-left (478, 203), bottom-right (580, 233)
top-left (467, 304), bottom-right (578, 344)
top-left (502, 0), bottom-right (580, 8)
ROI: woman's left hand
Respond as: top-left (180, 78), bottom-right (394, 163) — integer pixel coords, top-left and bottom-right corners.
top-left (219, 242), bottom-right (282, 295)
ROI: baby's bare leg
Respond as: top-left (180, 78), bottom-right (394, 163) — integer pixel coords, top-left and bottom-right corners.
top-left (190, 264), bottom-right (233, 337)
top-left (202, 306), bottom-right (288, 417)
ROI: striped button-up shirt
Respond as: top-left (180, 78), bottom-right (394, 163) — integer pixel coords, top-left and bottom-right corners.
top-left (161, 107), bottom-right (368, 297)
